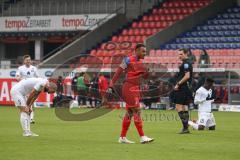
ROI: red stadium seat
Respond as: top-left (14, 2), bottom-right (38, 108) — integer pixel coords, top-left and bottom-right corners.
top-left (138, 22), bottom-right (143, 28)
top-left (153, 15), bottom-right (160, 21)
top-left (123, 36), bottom-right (129, 42)
top-left (149, 22), bottom-right (156, 28)
top-left (152, 8), bottom-right (158, 14)
top-left (132, 22), bottom-right (138, 28)
top-left (174, 2), bottom-right (180, 7)
top-left (112, 36), bottom-right (118, 42)
top-left (140, 29), bottom-right (146, 36)
top-left (143, 22), bottom-right (150, 28)
top-left (128, 29), bottom-right (134, 36)
top-left (90, 49), bottom-right (97, 56)
top-left (149, 50), bottom-right (156, 56)
top-left (146, 29), bottom-right (152, 36)
top-left (122, 29), bottom-right (128, 36)
top-left (142, 15), bottom-right (148, 21)
top-left (156, 50), bottom-right (162, 56)
top-left (129, 36), bottom-right (136, 43)
top-left (148, 15), bottom-right (154, 21)
top-left (135, 36), bottom-right (141, 43)
top-left (134, 29), bottom-right (140, 36)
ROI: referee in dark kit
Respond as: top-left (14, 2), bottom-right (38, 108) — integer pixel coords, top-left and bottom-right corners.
top-left (173, 48), bottom-right (193, 134)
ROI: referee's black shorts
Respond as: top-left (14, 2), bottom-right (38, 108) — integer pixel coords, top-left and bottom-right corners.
top-left (172, 85), bottom-right (193, 105)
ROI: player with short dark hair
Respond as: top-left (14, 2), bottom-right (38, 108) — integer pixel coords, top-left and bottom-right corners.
top-left (173, 48), bottom-right (193, 134)
top-left (188, 77), bottom-right (216, 130)
top-left (108, 43), bottom-right (154, 144)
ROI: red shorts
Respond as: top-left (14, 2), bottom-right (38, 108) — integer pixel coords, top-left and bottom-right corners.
top-left (122, 82), bottom-right (140, 109)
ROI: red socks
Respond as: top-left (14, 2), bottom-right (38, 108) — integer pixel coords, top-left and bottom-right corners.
top-left (120, 113), bottom-right (144, 137)
top-left (133, 114), bottom-right (144, 137)
top-left (120, 115), bottom-right (131, 137)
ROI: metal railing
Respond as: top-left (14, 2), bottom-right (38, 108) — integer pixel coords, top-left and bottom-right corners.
top-left (1, 0), bottom-right (126, 17)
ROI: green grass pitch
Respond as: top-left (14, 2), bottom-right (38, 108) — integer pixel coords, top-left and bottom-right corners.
top-left (0, 107), bottom-right (240, 160)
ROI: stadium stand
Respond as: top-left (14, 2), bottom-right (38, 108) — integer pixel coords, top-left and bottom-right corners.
top-left (148, 5), bottom-right (240, 69)
top-left (79, 0), bottom-right (212, 67)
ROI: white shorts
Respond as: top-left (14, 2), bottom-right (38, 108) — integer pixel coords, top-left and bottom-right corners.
top-left (197, 112), bottom-right (216, 128)
top-left (11, 89), bottom-right (27, 107)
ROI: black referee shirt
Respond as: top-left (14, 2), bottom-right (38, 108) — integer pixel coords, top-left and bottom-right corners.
top-left (175, 59), bottom-right (193, 87)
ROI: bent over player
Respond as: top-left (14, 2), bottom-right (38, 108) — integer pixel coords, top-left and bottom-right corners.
top-left (11, 78), bottom-right (57, 137)
top-left (108, 43), bottom-right (154, 144)
top-left (188, 78), bottom-right (216, 130)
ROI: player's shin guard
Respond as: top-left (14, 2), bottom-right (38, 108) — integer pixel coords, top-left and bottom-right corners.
top-left (120, 115), bottom-right (131, 137)
top-left (133, 114), bottom-right (144, 137)
top-left (178, 111), bottom-right (189, 130)
top-left (20, 112), bottom-right (30, 132)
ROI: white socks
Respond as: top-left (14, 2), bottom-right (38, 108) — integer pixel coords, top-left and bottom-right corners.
top-left (188, 121), bottom-right (199, 130)
top-left (20, 112), bottom-right (30, 132)
top-left (30, 111), bottom-right (34, 120)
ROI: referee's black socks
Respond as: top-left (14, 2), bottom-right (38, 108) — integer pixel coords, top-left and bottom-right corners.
top-left (178, 111), bottom-right (189, 130)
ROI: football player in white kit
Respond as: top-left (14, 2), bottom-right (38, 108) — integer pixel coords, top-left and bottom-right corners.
top-left (188, 78), bottom-right (216, 130)
top-left (11, 78), bottom-right (57, 137)
top-left (16, 55), bottom-right (39, 124)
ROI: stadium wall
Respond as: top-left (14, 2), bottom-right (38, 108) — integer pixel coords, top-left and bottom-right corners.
top-left (145, 0), bottom-right (237, 51)
top-left (40, 14), bottom-right (127, 67)
top-left (126, 0), bottom-right (163, 19)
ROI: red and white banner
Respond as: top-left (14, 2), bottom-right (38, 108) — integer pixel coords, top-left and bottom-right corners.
top-left (0, 14), bottom-right (116, 32)
top-left (0, 79), bottom-right (54, 106)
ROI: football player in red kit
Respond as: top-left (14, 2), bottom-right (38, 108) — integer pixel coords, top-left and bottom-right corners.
top-left (108, 43), bottom-right (154, 144)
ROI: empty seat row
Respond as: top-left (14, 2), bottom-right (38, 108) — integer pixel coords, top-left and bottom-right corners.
top-left (152, 8), bottom-right (197, 15)
top-left (111, 35), bottom-right (147, 43)
top-left (185, 31), bottom-right (240, 37)
top-left (162, 1), bottom-right (210, 8)
top-left (142, 15), bottom-right (186, 22)
top-left (207, 19), bottom-right (240, 25)
top-left (121, 28), bottom-right (162, 36)
top-left (131, 21), bottom-right (173, 28)
top-left (216, 13), bottom-right (240, 19)
top-left (175, 37), bottom-right (240, 43)
top-left (196, 25), bottom-right (240, 31)
top-left (163, 43), bottom-right (240, 49)
top-left (150, 49), bottom-right (240, 57)
top-left (227, 7), bottom-right (240, 13)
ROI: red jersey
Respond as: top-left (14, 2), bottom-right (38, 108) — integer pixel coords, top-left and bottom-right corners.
top-left (98, 75), bottom-right (109, 92)
top-left (110, 55), bottom-right (148, 86)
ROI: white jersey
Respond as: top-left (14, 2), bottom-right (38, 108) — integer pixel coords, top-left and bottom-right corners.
top-left (16, 65), bottom-right (39, 79)
top-left (11, 78), bottom-right (48, 96)
top-left (194, 87), bottom-right (213, 113)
